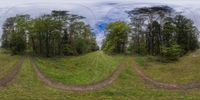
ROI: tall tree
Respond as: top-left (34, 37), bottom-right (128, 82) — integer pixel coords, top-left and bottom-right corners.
top-left (127, 6), bottom-right (174, 55)
top-left (1, 15), bottom-right (30, 54)
top-left (174, 15), bottom-right (199, 53)
top-left (1, 10), bottom-right (98, 57)
top-left (103, 21), bottom-right (131, 54)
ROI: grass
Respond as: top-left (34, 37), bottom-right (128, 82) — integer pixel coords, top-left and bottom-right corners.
top-left (1, 56), bottom-right (200, 99)
top-left (35, 51), bottom-right (124, 85)
top-left (1, 51), bottom-right (200, 99)
top-left (0, 49), bottom-right (20, 79)
top-left (135, 49), bottom-right (200, 84)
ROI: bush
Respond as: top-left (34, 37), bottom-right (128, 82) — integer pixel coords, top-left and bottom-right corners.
top-left (63, 44), bottom-right (74, 56)
top-left (74, 38), bottom-right (90, 55)
top-left (161, 42), bottom-right (182, 61)
top-left (10, 33), bottom-right (26, 55)
top-left (102, 21), bottom-right (130, 54)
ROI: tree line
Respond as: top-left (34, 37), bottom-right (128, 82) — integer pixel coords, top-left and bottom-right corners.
top-left (1, 10), bottom-right (99, 57)
top-left (103, 6), bottom-right (199, 61)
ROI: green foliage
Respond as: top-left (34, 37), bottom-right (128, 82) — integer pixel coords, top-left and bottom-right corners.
top-left (90, 37), bottom-right (99, 51)
top-left (1, 11), bottom-right (98, 57)
top-left (36, 51), bottom-right (123, 84)
top-left (174, 15), bottom-right (199, 53)
top-left (127, 6), bottom-right (199, 61)
top-left (135, 49), bottom-right (200, 84)
top-left (128, 41), bottom-right (147, 55)
top-left (1, 54), bottom-right (200, 99)
top-left (162, 19), bottom-right (175, 46)
top-left (74, 38), bottom-right (89, 55)
top-left (103, 21), bottom-right (131, 54)
top-left (1, 15), bottom-right (29, 54)
top-left (0, 49), bottom-right (20, 79)
top-left (160, 42), bottom-right (182, 61)
top-left (9, 33), bottom-right (26, 54)
top-left (62, 44), bottom-right (74, 55)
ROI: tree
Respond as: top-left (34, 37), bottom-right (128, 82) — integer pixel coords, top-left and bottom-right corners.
top-left (128, 16), bottom-right (146, 54)
top-left (126, 6), bottom-right (199, 60)
top-left (90, 36), bottom-right (99, 51)
top-left (174, 15), bottom-right (199, 54)
top-left (127, 6), bottom-right (175, 55)
top-left (160, 42), bottom-right (181, 61)
top-left (9, 32), bottom-right (26, 54)
top-left (1, 17), bottom-right (16, 48)
top-left (1, 10), bottom-right (98, 57)
top-left (1, 15), bottom-right (30, 54)
top-left (151, 21), bottom-right (162, 55)
top-left (103, 21), bottom-right (131, 54)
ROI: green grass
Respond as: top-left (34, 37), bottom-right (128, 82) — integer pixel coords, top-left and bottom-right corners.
top-left (1, 56), bottom-right (200, 99)
top-left (1, 50), bottom-right (200, 99)
top-left (35, 51), bottom-right (124, 85)
top-left (135, 49), bottom-right (200, 84)
top-left (0, 49), bottom-right (20, 79)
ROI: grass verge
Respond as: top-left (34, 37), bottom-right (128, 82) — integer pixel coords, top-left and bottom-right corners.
top-left (0, 49), bottom-right (20, 79)
top-left (135, 49), bottom-right (200, 84)
top-left (35, 51), bottom-right (123, 85)
top-left (1, 56), bottom-right (200, 99)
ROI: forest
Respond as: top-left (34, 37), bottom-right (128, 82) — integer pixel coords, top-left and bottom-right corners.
top-left (1, 4), bottom-right (200, 99)
top-left (103, 6), bottom-right (199, 61)
top-left (1, 10), bottom-right (99, 57)
top-left (1, 6), bottom-right (199, 61)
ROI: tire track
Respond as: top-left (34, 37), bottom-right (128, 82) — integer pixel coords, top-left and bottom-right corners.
top-left (0, 57), bottom-right (24, 86)
top-left (30, 57), bottom-right (125, 91)
top-left (133, 63), bottom-right (200, 90)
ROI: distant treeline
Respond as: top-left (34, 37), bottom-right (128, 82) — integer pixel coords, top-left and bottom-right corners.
top-left (103, 6), bottom-right (199, 61)
top-left (1, 10), bottom-right (99, 57)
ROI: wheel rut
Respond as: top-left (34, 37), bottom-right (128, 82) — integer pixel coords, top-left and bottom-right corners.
top-left (30, 57), bottom-right (125, 91)
top-left (133, 63), bottom-right (200, 90)
top-left (0, 58), bottom-right (24, 86)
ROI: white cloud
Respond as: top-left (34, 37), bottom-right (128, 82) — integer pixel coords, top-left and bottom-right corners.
top-left (0, 0), bottom-right (200, 46)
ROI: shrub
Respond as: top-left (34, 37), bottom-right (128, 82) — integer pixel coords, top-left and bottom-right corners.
top-left (63, 44), bottom-right (74, 56)
top-left (161, 42), bottom-right (182, 61)
top-left (10, 33), bottom-right (26, 55)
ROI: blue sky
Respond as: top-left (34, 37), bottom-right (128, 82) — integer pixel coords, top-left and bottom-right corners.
top-left (0, 0), bottom-right (200, 46)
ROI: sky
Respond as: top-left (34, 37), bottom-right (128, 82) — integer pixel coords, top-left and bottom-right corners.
top-left (0, 0), bottom-right (200, 46)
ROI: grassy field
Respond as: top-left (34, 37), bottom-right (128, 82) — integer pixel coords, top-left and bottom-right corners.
top-left (135, 49), bottom-right (200, 84)
top-left (1, 51), bottom-right (200, 99)
top-left (1, 56), bottom-right (200, 99)
top-left (35, 51), bottom-right (124, 85)
top-left (0, 49), bottom-right (20, 79)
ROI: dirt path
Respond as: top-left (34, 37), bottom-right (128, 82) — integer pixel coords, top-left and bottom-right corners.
top-left (30, 57), bottom-right (125, 91)
top-left (192, 53), bottom-right (199, 58)
top-left (0, 58), bottom-right (24, 86)
top-left (133, 63), bottom-right (200, 90)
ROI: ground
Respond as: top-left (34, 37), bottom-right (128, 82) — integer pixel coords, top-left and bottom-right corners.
top-left (135, 49), bottom-right (200, 84)
top-left (0, 50), bottom-right (200, 99)
top-left (0, 49), bottom-right (20, 79)
top-left (35, 51), bottom-right (123, 85)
